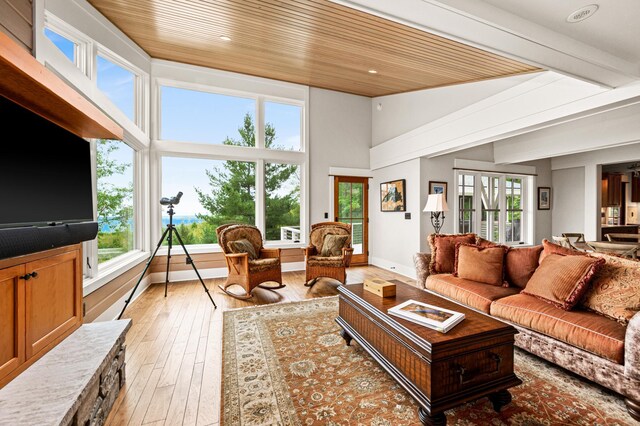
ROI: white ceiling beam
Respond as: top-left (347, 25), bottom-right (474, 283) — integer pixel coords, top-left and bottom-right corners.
top-left (331, 0), bottom-right (639, 88)
top-left (370, 71), bottom-right (608, 170)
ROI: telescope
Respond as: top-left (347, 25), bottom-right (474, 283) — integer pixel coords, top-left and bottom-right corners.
top-left (160, 191), bottom-right (183, 206)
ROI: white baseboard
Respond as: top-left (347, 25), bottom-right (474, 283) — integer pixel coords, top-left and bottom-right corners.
top-left (92, 275), bottom-right (152, 322)
top-left (370, 257), bottom-right (416, 280)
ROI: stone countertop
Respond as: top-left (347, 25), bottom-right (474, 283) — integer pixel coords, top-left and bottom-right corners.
top-left (0, 320), bottom-right (131, 426)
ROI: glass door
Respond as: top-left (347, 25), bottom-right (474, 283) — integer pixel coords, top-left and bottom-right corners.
top-left (334, 176), bottom-right (368, 265)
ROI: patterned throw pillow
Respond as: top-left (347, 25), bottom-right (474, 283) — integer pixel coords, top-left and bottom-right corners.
top-left (453, 243), bottom-right (509, 287)
top-left (320, 234), bottom-right (349, 257)
top-left (427, 233), bottom-right (477, 274)
top-left (581, 253), bottom-right (640, 324)
top-left (227, 239), bottom-right (258, 260)
top-left (523, 253), bottom-right (605, 310)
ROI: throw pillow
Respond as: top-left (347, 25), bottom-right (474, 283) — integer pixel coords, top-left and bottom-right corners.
top-left (321, 234), bottom-right (349, 257)
top-left (475, 236), bottom-right (500, 248)
top-left (523, 253), bottom-right (605, 310)
top-left (505, 245), bottom-right (544, 288)
top-left (453, 243), bottom-right (509, 286)
top-left (581, 253), bottom-right (640, 324)
top-left (427, 233), bottom-right (476, 274)
top-left (227, 239), bottom-right (258, 260)
top-left (539, 239), bottom-right (586, 264)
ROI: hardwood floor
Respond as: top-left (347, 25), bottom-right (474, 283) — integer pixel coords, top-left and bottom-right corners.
top-left (104, 265), bottom-right (415, 426)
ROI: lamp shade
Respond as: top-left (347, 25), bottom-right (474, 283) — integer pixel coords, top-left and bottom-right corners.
top-left (423, 194), bottom-right (449, 212)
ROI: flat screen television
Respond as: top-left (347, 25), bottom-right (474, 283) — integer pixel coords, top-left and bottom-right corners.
top-left (0, 94), bottom-right (94, 228)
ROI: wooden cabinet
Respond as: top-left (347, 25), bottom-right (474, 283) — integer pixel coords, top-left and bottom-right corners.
top-left (0, 245), bottom-right (82, 388)
top-left (0, 265), bottom-right (25, 381)
top-left (632, 175), bottom-right (640, 203)
top-left (602, 173), bottom-right (622, 207)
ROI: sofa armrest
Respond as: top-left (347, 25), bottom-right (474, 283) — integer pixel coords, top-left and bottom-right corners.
top-left (413, 252), bottom-right (431, 289)
top-left (625, 310), bottom-right (640, 380)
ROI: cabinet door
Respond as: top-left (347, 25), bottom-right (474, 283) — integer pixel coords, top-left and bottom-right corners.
top-left (632, 175), bottom-right (640, 203)
top-left (0, 265), bottom-right (25, 382)
top-left (25, 250), bottom-right (81, 359)
top-left (609, 174), bottom-right (622, 206)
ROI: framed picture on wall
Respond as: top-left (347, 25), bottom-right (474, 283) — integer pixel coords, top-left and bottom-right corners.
top-left (429, 181), bottom-right (448, 201)
top-left (380, 179), bottom-right (406, 212)
top-left (538, 187), bottom-right (551, 210)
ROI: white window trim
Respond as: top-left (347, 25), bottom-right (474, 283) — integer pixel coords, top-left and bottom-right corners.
top-left (152, 77), bottom-right (309, 248)
top-left (43, 11), bottom-right (92, 76)
top-left (454, 160), bottom-right (536, 246)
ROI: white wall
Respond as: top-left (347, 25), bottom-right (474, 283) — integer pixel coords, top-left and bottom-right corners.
top-left (551, 167), bottom-right (585, 237)
top-left (369, 159), bottom-right (421, 278)
top-left (520, 158), bottom-right (553, 243)
top-left (371, 74), bottom-right (535, 146)
top-left (309, 88), bottom-right (372, 226)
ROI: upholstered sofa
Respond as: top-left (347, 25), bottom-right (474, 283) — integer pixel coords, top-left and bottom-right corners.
top-left (413, 236), bottom-right (640, 421)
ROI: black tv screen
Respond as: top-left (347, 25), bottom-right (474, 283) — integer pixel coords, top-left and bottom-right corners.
top-left (0, 95), bottom-right (93, 228)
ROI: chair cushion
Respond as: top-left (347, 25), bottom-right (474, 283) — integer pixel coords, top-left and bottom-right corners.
top-left (490, 294), bottom-right (626, 364)
top-left (218, 224), bottom-right (263, 255)
top-left (454, 243), bottom-right (508, 286)
top-left (582, 253), bottom-right (640, 324)
top-left (425, 274), bottom-right (520, 313)
top-left (227, 239), bottom-right (258, 260)
top-left (427, 233), bottom-right (476, 274)
top-left (307, 255), bottom-right (343, 267)
top-left (320, 234), bottom-right (349, 257)
top-left (539, 238), bottom-right (587, 263)
top-left (505, 245), bottom-right (543, 288)
top-left (248, 258), bottom-right (280, 273)
top-left (309, 223), bottom-right (351, 252)
top-left (522, 253), bottom-right (605, 310)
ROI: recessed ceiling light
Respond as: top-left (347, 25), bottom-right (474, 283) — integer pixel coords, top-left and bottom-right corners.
top-left (566, 4), bottom-right (599, 23)
top-left (220, 35), bottom-right (232, 42)
top-left (368, 69), bottom-right (378, 74)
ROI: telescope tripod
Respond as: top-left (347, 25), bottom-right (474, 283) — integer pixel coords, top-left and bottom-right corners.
top-left (117, 204), bottom-right (216, 320)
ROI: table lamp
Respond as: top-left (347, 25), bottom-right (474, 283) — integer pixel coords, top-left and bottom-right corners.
top-left (423, 194), bottom-right (449, 234)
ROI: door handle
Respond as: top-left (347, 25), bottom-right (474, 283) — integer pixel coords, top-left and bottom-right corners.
top-left (19, 272), bottom-right (38, 280)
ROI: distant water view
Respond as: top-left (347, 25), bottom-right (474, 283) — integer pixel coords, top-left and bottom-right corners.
top-left (100, 215), bottom-right (201, 232)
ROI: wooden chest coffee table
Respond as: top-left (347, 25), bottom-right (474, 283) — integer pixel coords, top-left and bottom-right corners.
top-left (336, 281), bottom-right (521, 425)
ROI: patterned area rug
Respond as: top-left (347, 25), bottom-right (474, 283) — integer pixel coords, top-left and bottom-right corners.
top-left (222, 297), bottom-right (635, 425)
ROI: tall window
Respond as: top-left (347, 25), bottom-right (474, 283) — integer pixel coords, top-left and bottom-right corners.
top-left (161, 157), bottom-right (256, 244)
top-left (97, 54), bottom-right (136, 122)
top-left (458, 174), bottom-right (475, 233)
top-left (456, 171), bottom-right (530, 245)
top-left (96, 140), bottom-right (135, 263)
top-left (157, 83), bottom-right (305, 245)
top-left (506, 177), bottom-right (523, 243)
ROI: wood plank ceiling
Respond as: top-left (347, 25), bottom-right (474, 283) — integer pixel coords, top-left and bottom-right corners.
top-left (88, 0), bottom-right (541, 97)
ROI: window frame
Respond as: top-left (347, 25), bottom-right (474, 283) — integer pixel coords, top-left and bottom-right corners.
top-left (43, 12), bottom-right (91, 76)
top-left (454, 169), bottom-right (532, 246)
top-left (152, 78), bottom-right (308, 251)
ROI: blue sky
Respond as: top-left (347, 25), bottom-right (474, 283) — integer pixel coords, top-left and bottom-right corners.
top-left (46, 29), bottom-right (302, 217)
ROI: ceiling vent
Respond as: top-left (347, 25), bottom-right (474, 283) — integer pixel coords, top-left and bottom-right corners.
top-left (566, 4), bottom-right (599, 23)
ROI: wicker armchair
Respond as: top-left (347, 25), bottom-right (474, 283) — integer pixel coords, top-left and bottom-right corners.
top-left (216, 224), bottom-right (285, 299)
top-left (302, 222), bottom-right (353, 287)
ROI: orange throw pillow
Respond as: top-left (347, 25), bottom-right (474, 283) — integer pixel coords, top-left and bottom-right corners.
top-left (453, 243), bottom-right (509, 287)
top-left (505, 245), bottom-right (543, 288)
top-left (523, 253), bottom-right (605, 310)
top-left (427, 233), bottom-right (476, 274)
top-left (539, 239), bottom-right (586, 264)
